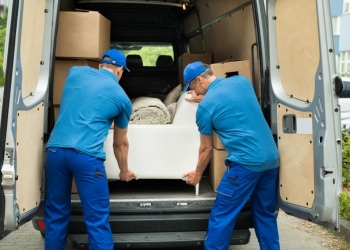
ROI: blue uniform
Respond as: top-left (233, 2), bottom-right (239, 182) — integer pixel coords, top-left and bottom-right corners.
top-left (47, 67), bottom-right (132, 159)
top-left (44, 66), bottom-right (132, 250)
top-left (196, 76), bottom-right (279, 171)
top-left (198, 76), bottom-right (280, 250)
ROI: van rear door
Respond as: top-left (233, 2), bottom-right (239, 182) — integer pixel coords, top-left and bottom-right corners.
top-left (267, 0), bottom-right (341, 230)
top-left (0, 0), bottom-right (56, 236)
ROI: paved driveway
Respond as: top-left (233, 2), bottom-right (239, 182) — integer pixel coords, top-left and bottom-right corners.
top-left (0, 211), bottom-right (341, 250)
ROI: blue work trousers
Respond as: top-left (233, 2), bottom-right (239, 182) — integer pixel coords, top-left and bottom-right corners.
top-left (44, 147), bottom-right (113, 250)
top-left (204, 163), bottom-right (280, 250)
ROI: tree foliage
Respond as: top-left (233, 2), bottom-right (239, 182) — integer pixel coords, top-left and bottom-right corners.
top-left (0, 7), bottom-right (8, 86)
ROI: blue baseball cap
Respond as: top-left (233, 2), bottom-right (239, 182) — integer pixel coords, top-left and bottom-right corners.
top-left (183, 61), bottom-right (209, 93)
top-left (101, 49), bottom-right (130, 72)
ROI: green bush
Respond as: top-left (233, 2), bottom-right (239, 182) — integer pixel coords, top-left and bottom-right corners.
top-left (342, 132), bottom-right (350, 186)
top-left (340, 191), bottom-right (350, 220)
top-left (341, 131), bottom-right (350, 220)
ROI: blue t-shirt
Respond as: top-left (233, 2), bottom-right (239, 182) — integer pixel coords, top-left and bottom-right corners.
top-left (46, 66), bottom-right (132, 160)
top-left (196, 76), bottom-right (279, 172)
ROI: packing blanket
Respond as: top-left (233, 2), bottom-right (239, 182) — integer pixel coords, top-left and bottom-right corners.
top-left (130, 97), bottom-right (171, 124)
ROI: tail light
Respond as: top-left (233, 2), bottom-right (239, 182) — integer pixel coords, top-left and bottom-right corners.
top-left (37, 220), bottom-right (46, 230)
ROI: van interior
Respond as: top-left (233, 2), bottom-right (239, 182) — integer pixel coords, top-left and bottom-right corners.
top-left (54, 0), bottom-right (262, 202)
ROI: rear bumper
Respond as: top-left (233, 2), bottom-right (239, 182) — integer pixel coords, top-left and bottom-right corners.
top-left (66, 230), bottom-right (251, 249)
top-left (32, 209), bottom-right (254, 233)
top-left (32, 199), bottom-right (255, 248)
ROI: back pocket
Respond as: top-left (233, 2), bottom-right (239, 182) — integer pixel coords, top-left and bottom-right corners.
top-left (95, 167), bottom-right (106, 178)
top-left (216, 168), bottom-right (240, 197)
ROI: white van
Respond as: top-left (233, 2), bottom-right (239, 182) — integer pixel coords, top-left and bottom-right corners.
top-left (0, 0), bottom-right (343, 248)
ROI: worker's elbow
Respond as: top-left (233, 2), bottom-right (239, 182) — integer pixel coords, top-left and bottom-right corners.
top-left (201, 145), bottom-right (213, 153)
top-left (113, 140), bottom-right (128, 149)
top-left (205, 146), bottom-right (214, 153)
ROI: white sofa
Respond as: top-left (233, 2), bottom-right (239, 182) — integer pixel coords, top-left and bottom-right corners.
top-left (103, 92), bottom-right (200, 193)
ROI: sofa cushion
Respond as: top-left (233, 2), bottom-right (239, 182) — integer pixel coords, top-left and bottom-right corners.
top-left (167, 102), bottom-right (177, 123)
top-left (164, 84), bottom-right (182, 107)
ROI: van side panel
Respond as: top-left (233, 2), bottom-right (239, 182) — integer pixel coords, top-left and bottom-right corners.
top-left (268, 0), bottom-right (341, 230)
top-left (16, 104), bottom-right (44, 214)
top-left (277, 104), bottom-right (315, 208)
top-left (1, 0), bottom-right (55, 232)
top-left (15, 0), bottom-right (46, 216)
top-left (20, 0), bottom-right (46, 98)
top-left (188, 0), bottom-right (261, 97)
top-left (275, 0), bottom-right (319, 102)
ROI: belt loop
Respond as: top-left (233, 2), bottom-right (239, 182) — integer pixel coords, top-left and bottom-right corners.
top-left (225, 160), bottom-right (231, 173)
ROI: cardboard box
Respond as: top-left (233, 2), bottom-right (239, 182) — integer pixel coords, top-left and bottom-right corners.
top-left (53, 59), bottom-right (100, 105)
top-left (54, 105), bottom-right (60, 122)
top-left (209, 149), bottom-right (228, 192)
top-left (213, 131), bottom-right (224, 150)
top-left (178, 53), bottom-right (212, 86)
top-left (72, 179), bottom-right (78, 193)
top-left (55, 11), bottom-right (111, 59)
top-left (210, 60), bottom-right (253, 83)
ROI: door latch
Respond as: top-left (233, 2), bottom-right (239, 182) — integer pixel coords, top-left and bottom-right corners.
top-left (282, 114), bottom-right (296, 133)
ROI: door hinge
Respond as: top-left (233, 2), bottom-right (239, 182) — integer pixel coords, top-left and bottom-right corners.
top-left (1, 163), bottom-right (15, 186)
top-left (5, 148), bottom-right (14, 165)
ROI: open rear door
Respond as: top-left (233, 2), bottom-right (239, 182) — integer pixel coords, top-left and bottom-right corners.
top-left (0, 0), bottom-right (56, 236)
top-left (267, 0), bottom-right (342, 230)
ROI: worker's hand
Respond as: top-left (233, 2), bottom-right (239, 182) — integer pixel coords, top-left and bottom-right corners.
top-left (119, 169), bottom-right (138, 182)
top-left (182, 171), bottom-right (202, 186)
top-left (185, 90), bottom-right (204, 103)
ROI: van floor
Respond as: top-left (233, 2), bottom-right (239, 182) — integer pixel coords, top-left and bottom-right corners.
top-left (71, 177), bottom-right (216, 201)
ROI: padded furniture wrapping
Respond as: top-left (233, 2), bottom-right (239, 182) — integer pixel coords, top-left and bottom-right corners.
top-left (172, 93), bottom-right (198, 125)
top-left (104, 93), bottom-right (200, 179)
top-left (104, 125), bottom-right (200, 179)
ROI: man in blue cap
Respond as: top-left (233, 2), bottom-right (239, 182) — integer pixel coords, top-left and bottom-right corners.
top-left (44, 49), bottom-right (137, 250)
top-left (182, 61), bottom-right (280, 250)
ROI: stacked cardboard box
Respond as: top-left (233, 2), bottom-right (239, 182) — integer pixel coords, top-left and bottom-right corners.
top-left (53, 10), bottom-right (111, 193)
top-left (55, 11), bottom-right (111, 60)
top-left (209, 132), bottom-right (228, 192)
top-left (53, 10), bottom-right (111, 119)
top-left (210, 60), bottom-right (253, 83)
top-left (208, 60), bottom-right (253, 192)
top-left (53, 60), bottom-right (100, 105)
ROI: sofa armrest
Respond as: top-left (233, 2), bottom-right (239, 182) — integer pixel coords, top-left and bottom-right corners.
top-left (171, 93), bottom-right (198, 126)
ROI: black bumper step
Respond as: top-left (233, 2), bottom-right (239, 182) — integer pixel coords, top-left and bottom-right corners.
top-left (67, 229), bottom-right (251, 249)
